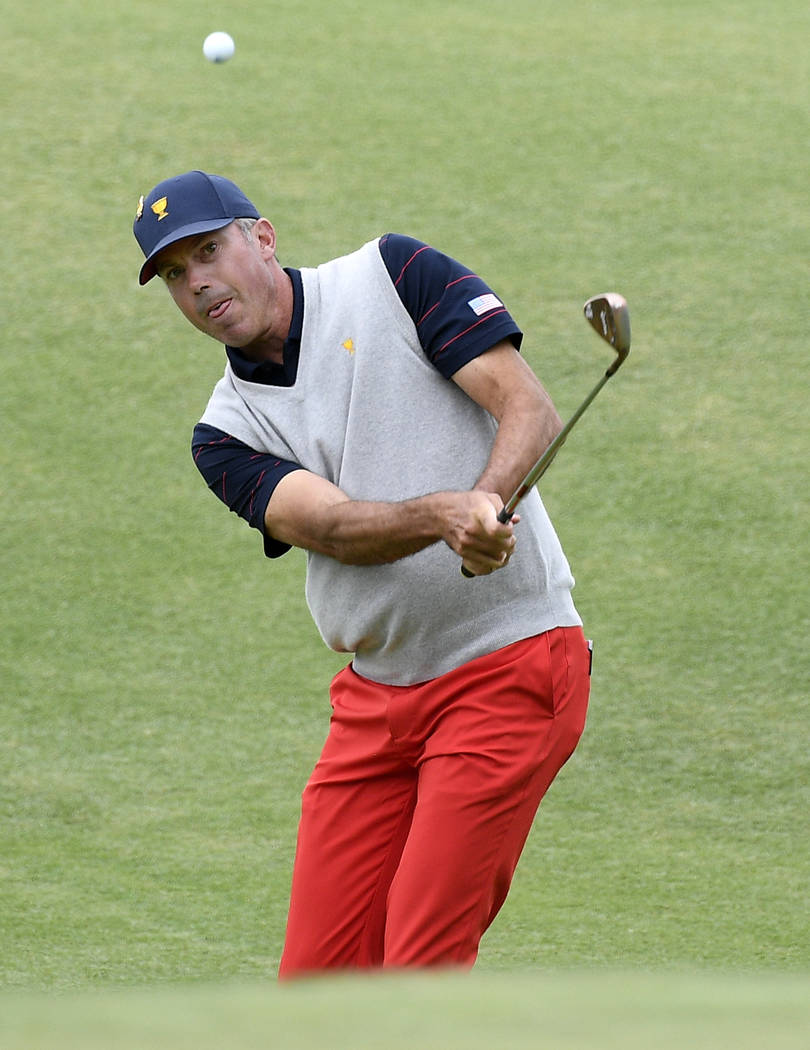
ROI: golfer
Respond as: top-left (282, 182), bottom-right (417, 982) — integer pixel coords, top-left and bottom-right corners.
top-left (133, 170), bottom-right (591, 977)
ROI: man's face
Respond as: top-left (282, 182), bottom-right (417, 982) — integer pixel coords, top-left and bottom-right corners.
top-left (153, 219), bottom-right (283, 351)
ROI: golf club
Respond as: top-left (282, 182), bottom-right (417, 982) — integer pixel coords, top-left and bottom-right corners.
top-left (461, 292), bottom-right (631, 577)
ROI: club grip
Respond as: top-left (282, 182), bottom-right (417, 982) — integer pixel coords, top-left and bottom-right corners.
top-left (461, 504), bottom-right (514, 576)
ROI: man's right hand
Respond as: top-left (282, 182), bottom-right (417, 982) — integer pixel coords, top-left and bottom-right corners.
top-left (442, 491), bottom-right (517, 577)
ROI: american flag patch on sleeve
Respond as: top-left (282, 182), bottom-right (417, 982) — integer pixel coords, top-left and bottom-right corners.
top-left (467, 293), bottom-right (503, 316)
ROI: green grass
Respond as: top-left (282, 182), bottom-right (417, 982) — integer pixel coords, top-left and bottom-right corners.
top-left (2, 973), bottom-right (810, 1050)
top-left (2, 0), bottom-right (808, 1017)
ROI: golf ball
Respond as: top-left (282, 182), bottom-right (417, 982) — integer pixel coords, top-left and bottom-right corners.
top-left (203, 31), bottom-right (235, 63)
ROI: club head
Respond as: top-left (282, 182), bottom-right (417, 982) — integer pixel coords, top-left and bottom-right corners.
top-left (583, 293), bottom-right (631, 375)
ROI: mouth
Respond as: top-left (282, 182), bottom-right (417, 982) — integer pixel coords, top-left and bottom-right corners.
top-left (206, 298), bottom-right (233, 321)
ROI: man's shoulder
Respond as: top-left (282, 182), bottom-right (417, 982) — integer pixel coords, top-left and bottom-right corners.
top-left (378, 233), bottom-right (430, 276)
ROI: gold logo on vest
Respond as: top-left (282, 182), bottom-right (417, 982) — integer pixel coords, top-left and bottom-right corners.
top-left (342, 338), bottom-right (355, 356)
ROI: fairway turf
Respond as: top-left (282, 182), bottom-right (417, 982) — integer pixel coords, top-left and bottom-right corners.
top-left (2, 973), bottom-right (810, 1050)
top-left (3, 0), bottom-right (809, 998)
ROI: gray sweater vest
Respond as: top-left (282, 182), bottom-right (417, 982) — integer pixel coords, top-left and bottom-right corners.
top-left (200, 238), bottom-right (581, 685)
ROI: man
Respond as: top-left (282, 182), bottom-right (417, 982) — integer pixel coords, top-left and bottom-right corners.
top-left (133, 170), bottom-right (591, 977)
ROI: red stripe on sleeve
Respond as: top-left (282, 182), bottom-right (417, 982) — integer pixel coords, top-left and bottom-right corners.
top-left (394, 245), bottom-right (431, 288)
top-left (434, 308), bottom-right (509, 356)
top-left (194, 433), bottom-right (233, 463)
top-left (417, 274), bottom-right (477, 326)
top-left (249, 470), bottom-right (267, 516)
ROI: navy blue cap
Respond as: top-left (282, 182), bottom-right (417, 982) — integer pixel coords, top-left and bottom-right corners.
top-left (133, 171), bottom-right (260, 284)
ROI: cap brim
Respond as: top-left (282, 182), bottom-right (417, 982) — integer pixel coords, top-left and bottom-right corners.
top-left (138, 217), bottom-right (234, 284)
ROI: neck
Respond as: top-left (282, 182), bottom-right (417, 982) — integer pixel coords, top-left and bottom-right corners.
top-left (239, 266), bottom-right (294, 364)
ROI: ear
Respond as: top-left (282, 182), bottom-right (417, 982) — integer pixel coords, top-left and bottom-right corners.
top-left (253, 217), bottom-right (277, 258)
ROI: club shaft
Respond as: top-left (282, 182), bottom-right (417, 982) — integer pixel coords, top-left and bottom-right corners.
top-left (498, 370), bottom-right (612, 522)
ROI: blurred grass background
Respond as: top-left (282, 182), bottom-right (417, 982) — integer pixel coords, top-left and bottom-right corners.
top-left (2, 0), bottom-right (808, 1024)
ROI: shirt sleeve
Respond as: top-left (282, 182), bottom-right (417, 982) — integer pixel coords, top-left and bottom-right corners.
top-left (191, 423), bottom-right (302, 558)
top-left (378, 233), bottom-right (523, 378)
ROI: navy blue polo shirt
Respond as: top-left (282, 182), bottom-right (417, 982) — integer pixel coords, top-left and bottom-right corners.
top-left (192, 234), bottom-right (523, 556)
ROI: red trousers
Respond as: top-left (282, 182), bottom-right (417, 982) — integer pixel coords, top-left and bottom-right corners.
top-left (278, 626), bottom-right (591, 978)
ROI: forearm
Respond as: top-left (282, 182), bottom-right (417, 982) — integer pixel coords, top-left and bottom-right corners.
top-left (265, 472), bottom-right (514, 573)
top-left (290, 492), bottom-right (448, 565)
top-left (451, 341), bottom-right (563, 504)
top-left (475, 381), bottom-right (562, 502)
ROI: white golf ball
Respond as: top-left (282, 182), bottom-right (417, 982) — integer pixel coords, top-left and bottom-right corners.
top-left (203, 31), bottom-right (235, 63)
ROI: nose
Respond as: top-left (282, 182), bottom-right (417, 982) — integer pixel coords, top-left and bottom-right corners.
top-left (186, 260), bottom-right (210, 294)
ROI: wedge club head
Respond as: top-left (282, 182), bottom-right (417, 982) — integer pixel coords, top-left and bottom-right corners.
top-left (583, 293), bottom-right (631, 375)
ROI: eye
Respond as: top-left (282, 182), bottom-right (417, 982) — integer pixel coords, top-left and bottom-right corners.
top-left (162, 265), bottom-right (183, 282)
top-left (202, 240), bottom-right (218, 255)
